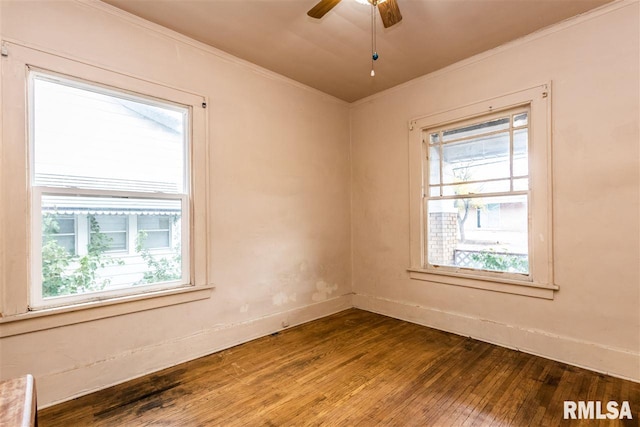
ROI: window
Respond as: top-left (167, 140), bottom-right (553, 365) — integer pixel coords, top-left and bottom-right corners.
top-left (426, 108), bottom-right (529, 276)
top-left (91, 215), bottom-right (128, 252)
top-left (0, 43), bottom-right (210, 330)
top-left (137, 215), bottom-right (174, 250)
top-left (43, 214), bottom-right (76, 255)
top-left (408, 85), bottom-right (555, 298)
top-left (30, 71), bottom-right (190, 307)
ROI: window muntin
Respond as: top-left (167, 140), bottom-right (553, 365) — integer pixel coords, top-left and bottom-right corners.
top-left (425, 108), bottom-right (530, 277)
top-left (30, 71), bottom-right (190, 307)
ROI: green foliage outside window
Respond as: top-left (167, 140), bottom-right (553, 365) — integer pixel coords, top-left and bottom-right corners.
top-left (42, 214), bottom-right (118, 297)
top-left (470, 249), bottom-right (529, 274)
top-left (135, 230), bottom-right (181, 285)
top-left (42, 214), bottom-right (181, 298)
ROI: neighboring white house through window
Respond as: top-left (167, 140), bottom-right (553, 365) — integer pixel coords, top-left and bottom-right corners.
top-left (31, 70), bottom-right (190, 308)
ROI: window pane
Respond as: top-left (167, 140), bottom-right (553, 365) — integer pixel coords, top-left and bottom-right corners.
top-left (442, 132), bottom-right (511, 184)
top-left (427, 195), bottom-right (529, 274)
top-left (42, 214), bottom-right (76, 255)
top-left (55, 215), bottom-right (76, 234)
top-left (442, 116), bottom-right (509, 142)
top-left (102, 231), bottom-right (127, 251)
top-left (513, 112), bottom-right (528, 127)
top-left (90, 215), bottom-right (127, 251)
top-left (93, 215), bottom-right (127, 232)
top-left (40, 194), bottom-right (182, 298)
top-left (32, 76), bottom-right (186, 193)
top-left (43, 234), bottom-right (75, 255)
top-left (429, 146), bottom-right (441, 185)
top-left (142, 231), bottom-right (171, 249)
top-left (513, 178), bottom-right (529, 191)
top-left (513, 129), bottom-right (528, 176)
top-left (138, 215), bottom-right (172, 249)
top-left (429, 132), bottom-right (440, 144)
top-left (138, 215), bottom-right (171, 231)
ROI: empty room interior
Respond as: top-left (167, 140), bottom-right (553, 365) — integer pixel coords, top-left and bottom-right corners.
top-left (0, 0), bottom-right (639, 425)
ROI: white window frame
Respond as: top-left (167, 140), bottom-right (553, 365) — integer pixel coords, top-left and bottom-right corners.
top-left (0, 42), bottom-right (212, 335)
top-left (407, 84), bottom-right (557, 299)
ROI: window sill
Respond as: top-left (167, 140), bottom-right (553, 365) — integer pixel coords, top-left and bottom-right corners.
top-left (408, 268), bottom-right (557, 299)
top-left (0, 285), bottom-right (215, 338)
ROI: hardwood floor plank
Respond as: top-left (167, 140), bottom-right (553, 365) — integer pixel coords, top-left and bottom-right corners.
top-left (38, 309), bottom-right (640, 426)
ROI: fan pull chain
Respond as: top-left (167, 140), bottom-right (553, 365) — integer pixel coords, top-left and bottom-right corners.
top-left (371, 2), bottom-right (378, 77)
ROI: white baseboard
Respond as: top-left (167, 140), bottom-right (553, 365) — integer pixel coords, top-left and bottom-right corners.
top-left (38, 294), bottom-right (353, 408)
top-left (353, 293), bottom-right (640, 383)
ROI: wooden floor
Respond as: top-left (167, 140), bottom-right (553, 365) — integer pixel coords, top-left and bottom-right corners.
top-left (39, 309), bottom-right (639, 426)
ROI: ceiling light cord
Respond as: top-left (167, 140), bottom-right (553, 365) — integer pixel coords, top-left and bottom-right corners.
top-left (371, 2), bottom-right (378, 77)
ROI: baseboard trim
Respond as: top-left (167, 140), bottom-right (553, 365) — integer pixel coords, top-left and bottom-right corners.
top-left (353, 293), bottom-right (640, 383)
top-left (37, 294), bottom-right (353, 408)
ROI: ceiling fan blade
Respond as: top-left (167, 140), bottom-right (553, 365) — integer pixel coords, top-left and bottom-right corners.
top-left (307, 0), bottom-right (342, 19)
top-left (377, 0), bottom-right (402, 28)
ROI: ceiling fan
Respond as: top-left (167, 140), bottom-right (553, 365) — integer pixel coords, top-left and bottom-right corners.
top-left (307, 0), bottom-right (403, 28)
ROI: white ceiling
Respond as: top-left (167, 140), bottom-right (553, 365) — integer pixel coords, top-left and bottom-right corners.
top-left (100, 0), bottom-right (614, 102)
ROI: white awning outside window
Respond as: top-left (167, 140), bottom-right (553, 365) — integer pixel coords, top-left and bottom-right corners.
top-left (42, 195), bottom-right (181, 216)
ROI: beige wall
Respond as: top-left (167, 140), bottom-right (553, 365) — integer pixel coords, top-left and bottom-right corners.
top-left (351, 1), bottom-right (640, 381)
top-left (0, 0), bottom-right (351, 406)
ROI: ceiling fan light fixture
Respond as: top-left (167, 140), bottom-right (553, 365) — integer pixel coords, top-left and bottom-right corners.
top-left (354, 0), bottom-right (387, 5)
top-left (306, 0), bottom-right (401, 77)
